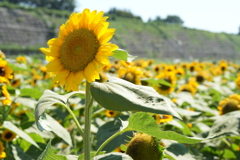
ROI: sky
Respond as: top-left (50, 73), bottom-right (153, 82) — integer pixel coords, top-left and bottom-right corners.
top-left (75, 0), bottom-right (240, 34)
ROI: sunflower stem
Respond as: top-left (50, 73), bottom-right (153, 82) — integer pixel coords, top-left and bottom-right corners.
top-left (84, 82), bottom-right (94, 160)
top-left (95, 129), bottom-right (130, 156)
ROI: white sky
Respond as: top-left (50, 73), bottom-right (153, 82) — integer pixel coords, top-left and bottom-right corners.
top-left (75, 0), bottom-right (240, 34)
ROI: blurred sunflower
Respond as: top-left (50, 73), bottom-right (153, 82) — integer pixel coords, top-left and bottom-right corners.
top-left (118, 66), bottom-right (143, 85)
top-left (219, 60), bottom-right (228, 73)
top-left (1, 85), bottom-right (11, 106)
top-left (235, 75), bottom-right (240, 90)
top-left (153, 114), bottom-right (173, 124)
top-left (16, 56), bottom-right (27, 64)
top-left (217, 94), bottom-right (240, 115)
top-left (177, 83), bottom-right (197, 96)
top-left (1, 130), bottom-right (16, 142)
top-left (153, 64), bottom-right (162, 74)
top-left (40, 8), bottom-right (118, 91)
top-left (195, 71), bottom-right (208, 84)
top-left (0, 58), bottom-right (13, 84)
top-left (0, 141), bottom-right (6, 159)
top-left (180, 62), bottom-right (188, 70)
top-left (175, 67), bottom-right (185, 79)
top-left (105, 110), bottom-right (118, 118)
top-left (164, 65), bottom-right (175, 73)
top-left (188, 61), bottom-right (199, 72)
top-left (154, 72), bottom-right (176, 95)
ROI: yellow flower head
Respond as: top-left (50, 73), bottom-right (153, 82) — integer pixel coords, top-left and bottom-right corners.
top-left (1, 130), bottom-right (16, 141)
top-left (16, 56), bottom-right (27, 64)
top-left (118, 66), bottom-right (143, 85)
top-left (0, 141), bottom-right (6, 159)
top-left (40, 8), bottom-right (118, 91)
top-left (154, 114), bottom-right (173, 124)
top-left (1, 85), bottom-right (11, 106)
top-left (105, 110), bottom-right (118, 118)
top-left (177, 83), bottom-right (197, 96)
top-left (0, 58), bottom-right (13, 84)
top-left (218, 94), bottom-right (240, 115)
top-left (154, 71), bottom-right (176, 95)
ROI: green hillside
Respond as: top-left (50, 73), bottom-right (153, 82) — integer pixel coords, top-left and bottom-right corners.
top-left (0, 2), bottom-right (240, 61)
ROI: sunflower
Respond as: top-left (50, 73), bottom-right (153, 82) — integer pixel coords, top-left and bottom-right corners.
top-left (1, 130), bottom-right (16, 141)
top-left (118, 66), bottom-right (143, 85)
top-left (0, 58), bottom-right (13, 84)
top-left (195, 71), bottom-right (208, 84)
top-left (175, 67), bottom-right (185, 79)
top-left (105, 110), bottom-right (118, 118)
top-left (0, 141), bottom-right (6, 159)
top-left (219, 60), bottom-right (228, 73)
top-left (40, 8), bottom-right (118, 91)
top-left (1, 85), bottom-right (11, 106)
top-left (177, 84), bottom-right (197, 95)
top-left (154, 71), bottom-right (176, 95)
top-left (153, 114), bottom-right (173, 124)
top-left (217, 94), bottom-right (240, 115)
top-left (16, 56), bottom-right (27, 64)
top-left (236, 75), bottom-right (240, 90)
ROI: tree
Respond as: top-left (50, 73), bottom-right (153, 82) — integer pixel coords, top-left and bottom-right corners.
top-left (0, 0), bottom-right (76, 11)
top-left (164, 15), bottom-right (184, 25)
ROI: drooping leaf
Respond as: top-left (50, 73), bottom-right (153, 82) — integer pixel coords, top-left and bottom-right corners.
top-left (35, 89), bottom-right (84, 131)
top-left (90, 78), bottom-right (181, 120)
top-left (207, 110), bottom-right (240, 139)
top-left (2, 121), bottom-right (39, 148)
top-left (35, 90), bottom-right (84, 146)
top-left (92, 152), bottom-right (133, 160)
top-left (37, 140), bottom-right (67, 160)
top-left (123, 112), bottom-right (203, 144)
top-left (112, 49), bottom-right (137, 62)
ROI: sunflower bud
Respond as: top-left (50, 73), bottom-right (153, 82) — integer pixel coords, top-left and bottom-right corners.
top-left (126, 133), bottom-right (163, 160)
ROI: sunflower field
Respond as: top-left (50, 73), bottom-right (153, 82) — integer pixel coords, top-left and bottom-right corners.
top-left (0, 9), bottom-right (240, 160)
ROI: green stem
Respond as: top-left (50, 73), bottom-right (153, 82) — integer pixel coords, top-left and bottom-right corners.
top-left (61, 103), bottom-right (84, 138)
top-left (95, 129), bottom-right (130, 156)
top-left (84, 82), bottom-right (94, 160)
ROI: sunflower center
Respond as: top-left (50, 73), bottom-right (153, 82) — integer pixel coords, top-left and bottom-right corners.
top-left (0, 67), bottom-right (5, 76)
top-left (59, 28), bottom-right (100, 72)
top-left (196, 75), bottom-right (204, 83)
top-left (5, 132), bottom-right (13, 139)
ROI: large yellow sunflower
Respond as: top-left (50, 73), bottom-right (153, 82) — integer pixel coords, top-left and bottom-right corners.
top-left (40, 9), bottom-right (118, 91)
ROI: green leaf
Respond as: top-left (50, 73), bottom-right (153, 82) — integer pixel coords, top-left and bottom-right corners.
top-left (207, 110), bottom-right (240, 139)
top-left (35, 89), bottom-right (84, 131)
top-left (37, 140), bottom-right (67, 160)
top-left (92, 152), bottom-right (133, 160)
top-left (2, 121), bottom-right (39, 148)
top-left (35, 90), bottom-right (84, 146)
top-left (90, 78), bottom-right (182, 120)
top-left (112, 49), bottom-right (137, 62)
top-left (124, 112), bottom-right (203, 144)
top-left (96, 116), bottom-right (131, 152)
top-left (20, 88), bottom-right (43, 99)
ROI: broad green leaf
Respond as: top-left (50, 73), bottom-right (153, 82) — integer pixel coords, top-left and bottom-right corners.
top-left (112, 49), bottom-right (137, 62)
top-left (207, 110), bottom-right (240, 139)
top-left (92, 152), bottom-right (133, 160)
top-left (20, 88), bottom-right (43, 99)
top-left (96, 116), bottom-right (131, 152)
top-left (124, 112), bottom-right (203, 144)
top-left (37, 140), bottom-right (67, 160)
top-left (35, 90), bottom-right (84, 146)
top-left (12, 144), bottom-right (33, 160)
top-left (2, 121), bottom-right (39, 148)
top-left (90, 78), bottom-right (182, 120)
top-left (165, 143), bottom-right (196, 160)
top-left (35, 89), bottom-right (84, 131)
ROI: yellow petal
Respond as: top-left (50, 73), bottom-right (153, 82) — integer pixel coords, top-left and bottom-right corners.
top-left (40, 48), bottom-right (51, 56)
top-left (46, 59), bottom-right (63, 72)
top-left (95, 54), bottom-right (110, 65)
top-left (98, 30), bottom-right (115, 44)
top-left (52, 69), bottom-right (69, 83)
top-left (84, 62), bottom-right (99, 82)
